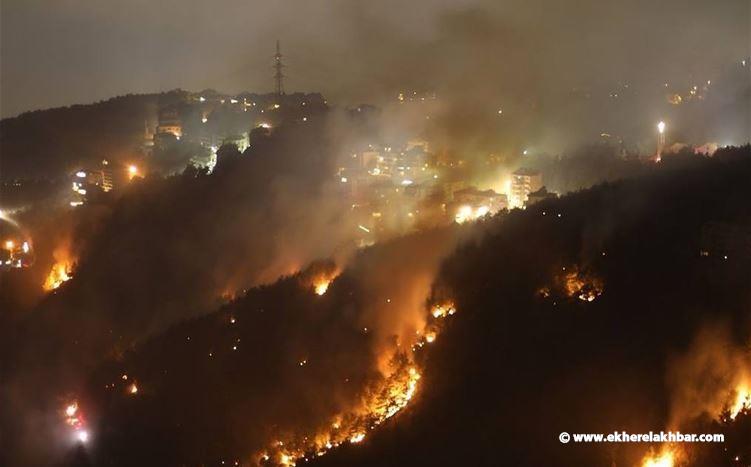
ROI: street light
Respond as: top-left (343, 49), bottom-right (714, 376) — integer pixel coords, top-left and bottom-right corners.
top-left (656, 121), bottom-right (667, 162)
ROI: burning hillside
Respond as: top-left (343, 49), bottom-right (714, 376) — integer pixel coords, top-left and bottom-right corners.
top-left (309, 148), bottom-right (751, 467)
top-left (30, 225), bottom-right (464, 466)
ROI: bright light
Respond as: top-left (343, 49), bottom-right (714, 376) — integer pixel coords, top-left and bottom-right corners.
top-left (642, 450), bottom-right (674, 467)
top-left (401, 179), bottom-right (414, 186)
top-left (349, 433), bottom-right (365, 444)
top-left (22, 241), bottom-right (30, 253)
top-left (657, 121), bottom-right (666, 134)
top-left (128, 383), bottom-right (138, 395)
top-left (314, 280), bottom-right (330, 296)
top-left (199, 96), bottom-right (206, 102)
top-left (340, 177), bottom-right (348, 183)
top-left (455, 205), bottom-right (491, 224)
top-left (65, 403), bottom-right (78, 417)
top-left (4, 240), bottom-right (14, 250)
top-left (128, 165), bottom-right (139, 180)
top-left (76, 171), bottom-right (87, 178)
top-left (258, 122), bottom-right (272, 129)
top-left (202, 117), bottom-right (208, 123)
top-left (44, 261), bottom-right (73, 291)
top-left (455, 205), bottom-right (473, 224)
top-left (730, 384), bottom-right (750, 420)
top-left (75, 430), bottom-right (89, 443)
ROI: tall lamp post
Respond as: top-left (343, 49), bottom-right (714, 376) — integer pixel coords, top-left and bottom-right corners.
top-left (656, 121), bottom-right (666, 162)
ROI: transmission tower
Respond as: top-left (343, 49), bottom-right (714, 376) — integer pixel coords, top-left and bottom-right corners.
top-left (273, 40), bottom-right (285, 96)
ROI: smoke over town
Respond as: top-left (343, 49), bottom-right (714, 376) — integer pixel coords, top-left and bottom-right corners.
top-left (1, 1), bottom-right (750, 466)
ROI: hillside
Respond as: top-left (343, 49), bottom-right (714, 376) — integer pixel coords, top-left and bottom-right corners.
top-left (0, 92), bottom-right (184, 181)
top-left (29, 146), bottom-right (749, 467)
top-left (310, 147), bottom-right (751, 466)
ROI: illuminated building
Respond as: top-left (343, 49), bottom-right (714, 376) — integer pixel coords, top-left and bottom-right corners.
top-left (142, 120), bottom-right (155, 155)
top-left (0, 220), bottom-right (34, 269)
top-left (511, 168), bottom-right (543, 207)
top-left (70, 160), bottom-right (115, 206)
top-left (155, 106), bottom-right (183, 147)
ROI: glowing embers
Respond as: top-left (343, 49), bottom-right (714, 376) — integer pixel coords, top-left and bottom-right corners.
top-left (349, 432), bottom-right (366, 444)
top-left (256, 357), bottom-right (424, 465)
top-left (254, 299), bottom-right (457, 465)
top-left (563, 267), bottom-right (603, 302)
top-left (44, 261), bottom-right (74, 291)
top-left (538, 266), bottom-right (603, 303)
top-left (430, 302), bottom-right (456, 319)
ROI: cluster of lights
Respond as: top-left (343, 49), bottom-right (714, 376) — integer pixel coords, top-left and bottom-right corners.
top-left (2, 239), bottom-right (32, 268)
top-left (62, 401), bottom-right (89, 445)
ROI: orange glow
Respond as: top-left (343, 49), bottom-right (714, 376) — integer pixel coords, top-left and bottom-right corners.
top-left (44, 261), bottom-right (73, 291)
top-left (642, 447), bottom-right (676, 467)
top-left (314, 279), bottom-right (331, 296)
top-left (349, 432), bottom-right (365, 444)
top-left (729, 384), bottom-right (750, 420)
top-left (306, 266), bottom-right (340, 296)
top-left (561, 267), bottom-right (603, 302)
top-left (127, 164), bottom-right (139, 181)
top-left (251, 299), bottom-right (455, 464)
top-left (128, 383), bottom-right (139, 395)
top-left (431, 302), bottom-right (456, 318)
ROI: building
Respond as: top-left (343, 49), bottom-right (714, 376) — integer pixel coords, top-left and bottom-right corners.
top-left (454, 187), bottom-right (508, 212)
top-left (511, 168), bottom-right (543, 207)
top-left (526, 186), bottom-right (558, 206)
top-left (155, 107), bottom-right (183, 139)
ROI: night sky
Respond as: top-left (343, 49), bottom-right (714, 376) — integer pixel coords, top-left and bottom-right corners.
top-left (1, 0), bottom-right (748, 118)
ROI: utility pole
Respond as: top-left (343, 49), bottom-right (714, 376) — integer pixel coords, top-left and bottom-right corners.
top-left (274, 40), bottom-right (285, 97)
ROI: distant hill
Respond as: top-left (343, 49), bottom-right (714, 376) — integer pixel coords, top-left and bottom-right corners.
top-left (0, 91), bottom-right (185, 181)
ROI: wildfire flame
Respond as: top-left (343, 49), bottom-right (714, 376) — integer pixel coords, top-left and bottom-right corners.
top-left (562, 267), bottom-right (603, 302)
top-left (314, 279), bottom-right (331, 296)
top-left (253, 299), bottom-right (456, 465)
top-left (729, 384), bottom-right (750, 420)
top-left (642, 446), bottom-right (677, 467)
top-left (304, 264), bottom-right (340, 296)
top-left (44, 261), bottom-right (73, 291)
